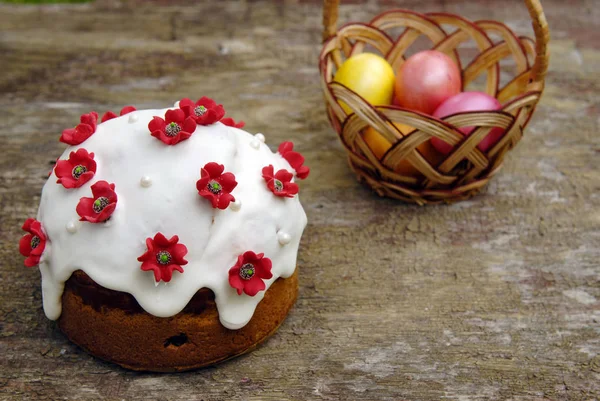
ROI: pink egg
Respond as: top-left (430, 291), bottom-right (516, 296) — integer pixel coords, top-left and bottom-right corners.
top-left (431, 91), bottom-right (505, 155)
top-left (394, 50), bottom-right (462, 115)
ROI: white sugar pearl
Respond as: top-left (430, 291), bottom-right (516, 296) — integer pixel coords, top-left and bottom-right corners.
top-left (250, 139), bottom-right (261, 149)
top-left (140, 176), bottom-right (152, 188)
top-left (255, 133), bottom-right (265, 143)
top-left (128, 113), bottom-right (139, 123)
top-left (230, 200), bottom-right (242, 211)
top-left (66, 221), bottom-right (78, 234)
top-left (277, 231), bottom-right (292, 245)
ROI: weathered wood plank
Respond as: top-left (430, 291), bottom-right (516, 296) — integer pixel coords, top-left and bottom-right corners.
top-left (0, 0), bottom-right (598, 400)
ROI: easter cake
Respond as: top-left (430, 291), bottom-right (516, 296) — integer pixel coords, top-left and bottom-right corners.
top-left (18, 97), bottom-right (309, 371)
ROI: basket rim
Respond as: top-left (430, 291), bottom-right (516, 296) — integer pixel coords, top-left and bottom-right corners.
top-left (322, 79), bottom-right (542, 138)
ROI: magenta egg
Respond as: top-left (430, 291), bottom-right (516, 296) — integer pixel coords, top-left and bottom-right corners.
top-left (431, 91), bottom-right (505, 155)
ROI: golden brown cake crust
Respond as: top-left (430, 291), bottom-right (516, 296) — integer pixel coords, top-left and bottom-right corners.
top-left (58, 269), bottom-right (298, 372)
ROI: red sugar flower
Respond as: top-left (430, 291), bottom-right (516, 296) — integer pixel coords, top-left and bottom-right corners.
top-left (137, 233), bottom-right (188, 283)
top-left (180, 97), bottom-right (225, 126)
top-left (60, 111), bottom-right (99, 145)
top-left (101, 105), bottom-right (137, 123)
top-left (262, 165), bottom-right (299, 198)
top-left (148, 109), bottom-right (196, 145)
top-left (221, 117), bottom-right (245, 128)
top-left (229, 251), bottom-right (273, 296)
top-left (278, 141), bottom-right (310, 179)
top-left (19, 218), bottom-right (47, 267)
top-left (196, 162), bottom-right (237, 209)
top-left (76, 181), bottom-right (117, 223)
top-left (54, 148), bottom-right (96, 189)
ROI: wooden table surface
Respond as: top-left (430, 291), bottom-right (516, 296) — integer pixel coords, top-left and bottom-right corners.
top-left (1, 0), bottom-right (598, 400)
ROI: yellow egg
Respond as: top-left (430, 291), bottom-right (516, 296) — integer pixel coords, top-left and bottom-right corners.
top-left (333, 53), bottom-right (395, 114)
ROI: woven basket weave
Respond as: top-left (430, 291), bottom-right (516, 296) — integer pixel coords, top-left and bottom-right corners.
top-left (319, 0), bottom-right (550, 204)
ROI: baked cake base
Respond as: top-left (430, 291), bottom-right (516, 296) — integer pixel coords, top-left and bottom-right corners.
top-left (58, 269), bottom-right (298, 372)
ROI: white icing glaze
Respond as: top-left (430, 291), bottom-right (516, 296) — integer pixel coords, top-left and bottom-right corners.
top-left (249, 139), bottom-right (261, 149)
top-left (255, 133), bottom-right (265, 143)
top-left (128, 113), bottom-right (139, 123)
top-left (140, 176), bottom-right (152, 188)
top-left (277, 231), bottom-right (291, 245)
top-left (38, 107), bottom-right (307, 330)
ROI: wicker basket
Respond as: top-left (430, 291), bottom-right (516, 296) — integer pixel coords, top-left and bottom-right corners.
top-left (319, 0), bottom-right (549, 204)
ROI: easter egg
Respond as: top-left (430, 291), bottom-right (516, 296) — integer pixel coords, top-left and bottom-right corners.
top-left (362, 123), bottom-right (443, 177)
top-left (394, 50), bottom-right (462, 115)
top-left (363, 126), bottom-right (394, 160)
top-left (430, 91), bottom-right (504, 155)
top-left (333, 53), bottom-right (395, 114)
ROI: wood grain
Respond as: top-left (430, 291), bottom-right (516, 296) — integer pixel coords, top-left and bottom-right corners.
top-left (0, 0), bottom-right (598, 400)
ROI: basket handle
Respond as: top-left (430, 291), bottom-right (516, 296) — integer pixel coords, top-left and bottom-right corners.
top-left (322, 0), bottom-right (549, 87)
